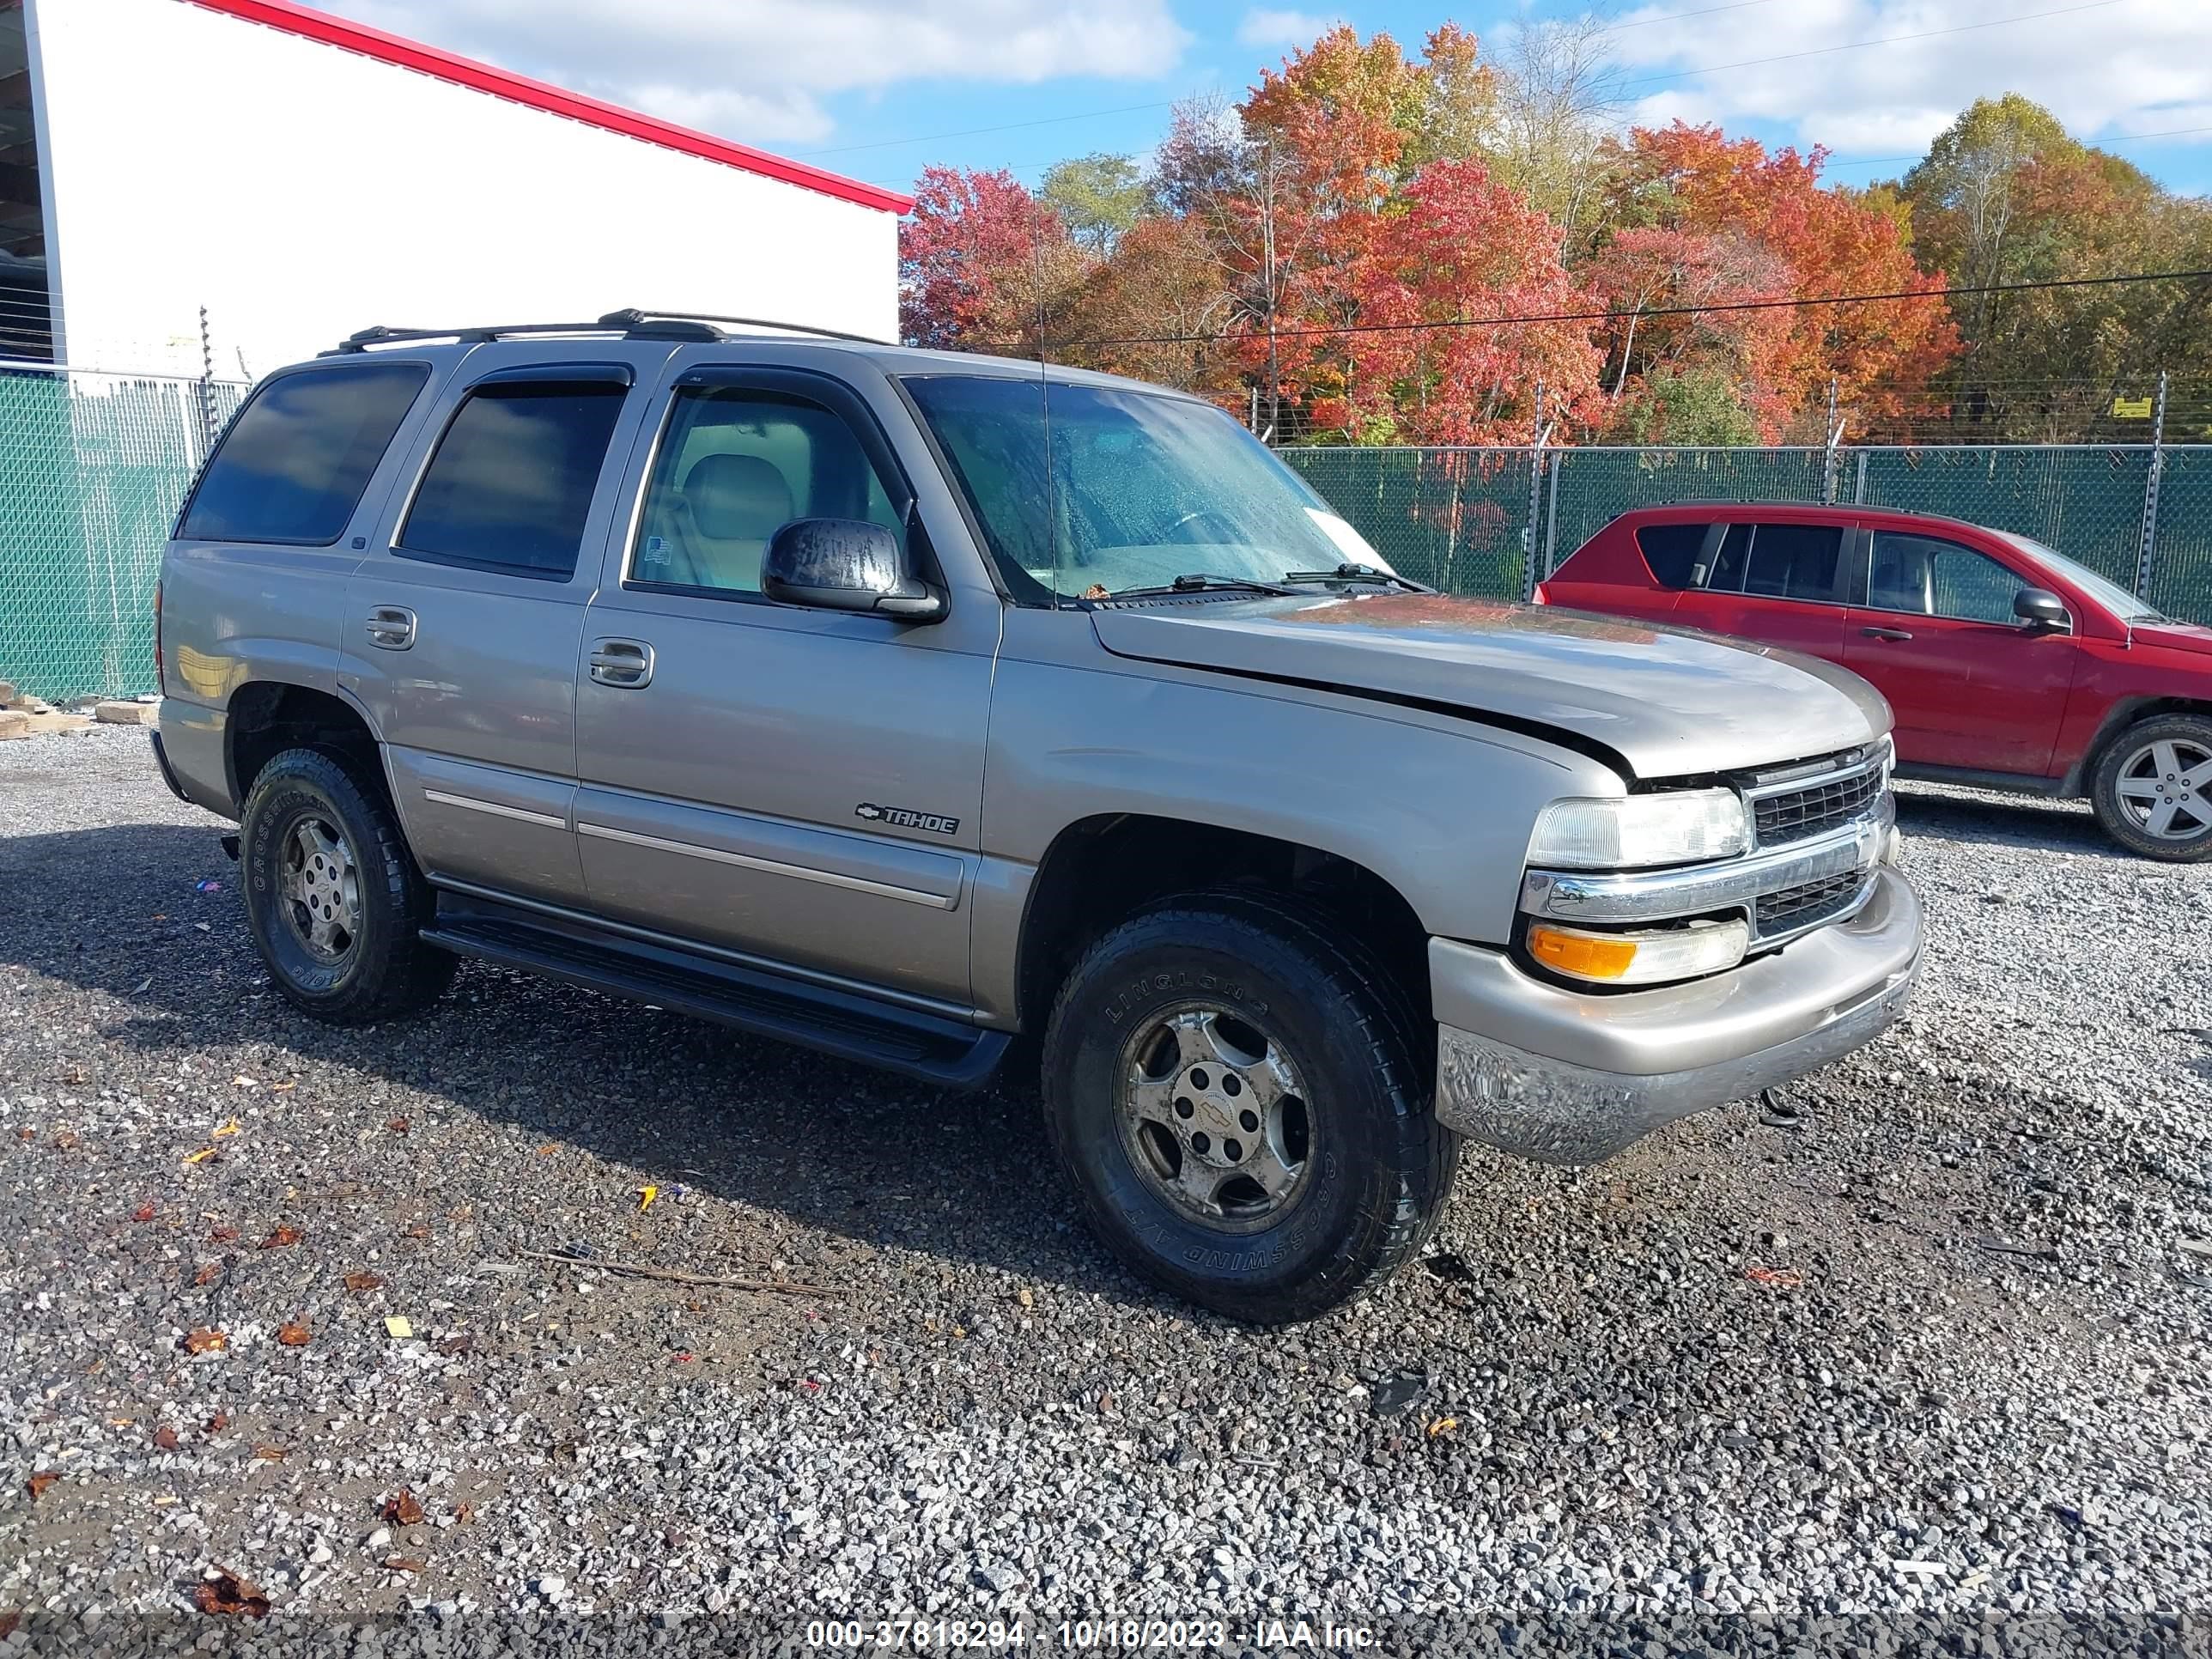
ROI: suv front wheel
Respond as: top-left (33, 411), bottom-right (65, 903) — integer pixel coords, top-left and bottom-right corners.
top-left (2091, 714), bottom-right (2212, 862)
top-left (240, 748), bottom-right (455, 1021)
top-left (1042, 892), bottom-right (1456, 1323)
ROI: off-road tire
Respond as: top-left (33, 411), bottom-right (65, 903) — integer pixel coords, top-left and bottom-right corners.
top-left (1042, 890), bottom-right (1456, 1323)
top-left (240, 747), bottom-right (455, 1021)
top-left (2089, 713), bottom-right (2212, 863)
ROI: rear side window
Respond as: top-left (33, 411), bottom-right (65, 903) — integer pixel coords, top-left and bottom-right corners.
top-left (398, 378), bottom-right (629, 579)
top-left (1706, 523), bottom-right (1843, 600)
top-left (1632, 522), bottom-right (1708, 587)
top-left (179, 362), bottom-right (427, 544)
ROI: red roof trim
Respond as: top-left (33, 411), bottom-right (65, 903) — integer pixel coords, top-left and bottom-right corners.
top-left (185, 0), bottom-right (914, 215)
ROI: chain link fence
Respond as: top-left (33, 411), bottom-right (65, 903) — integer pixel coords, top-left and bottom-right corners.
top-left (0, 367), bottom-right (245, 701)
top-left (3, 370), bottom-right (2210, 703)
top-left (1282, 441), bottom-right (2212, 623)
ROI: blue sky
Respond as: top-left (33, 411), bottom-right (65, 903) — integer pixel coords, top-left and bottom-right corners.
top-left (332, 0), bottom-right (2212, 199)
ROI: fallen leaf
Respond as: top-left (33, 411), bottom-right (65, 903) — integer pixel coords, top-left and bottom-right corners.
top-left (27, 1472), bottom-right (58, 1498)
top-left (207, 1413), bottom-right (228, 1433)
top-left (384, 1316), bottom-right (414, 1339)
top-left (455, 1500), bottom-right (476, 1523)
top-left (401, 1224), bottom-right (429, 1239)
top-left (1746, 1264), bottom-right (1804, 1289)
top-left (276, 1321), bottom-right (311, 1347)
top-left (1427, 1416), bottom-right (1460, 1437)
top-left (211, 1119), bottom-right (240, 1138)
top-left (343, 1272), bottom-right (386, 1293)
top-left (259, 1224), bottom-right (302, 1249)
top-left (191, 1566), bottom-right (270, 1619)
top-left (637, 1184), bottom-right (659, 1212)
top-left (52, 1130), bottom-right (80, 1151)
top-left (131, 1202), bottom-right (156, 1223)
top-left (208, 1225), bottom-right (240, 1243)
top-left (108, 1418), bottom-right (134, 1429)
top-left (15, 1126), bottom-right (33, 1141)
top-left (154, 1425), bottom-right (179, 1452)
top-left (1016, 1286), bottom-right (1034, 1309)
top-left (270, 1081), bottom-right (296, 1092)
top-left (181, 1328), bottom-right (228, 1355)
top-left (252, 1443), bottom-right (285, 1462)
top-left (232, 1076), bottom-right (259, 1089)
top-left (384, 1557), bottom-right (427, 1573)
top-left (183, 1147), bottom-right (217, 1165)
top-left (383, 1487), bottom-right (425, 1526)
top-left (436, 1334), bottom-right (472, 1356)
top-left (386, 1117), bottom-right (410, 1134)
top-left (192, 1263), bottom-right (220, 1287)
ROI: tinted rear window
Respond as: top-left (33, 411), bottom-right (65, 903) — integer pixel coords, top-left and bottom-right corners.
top-left (1633, 522), bottom-right (1708, 587)
top-left (398, 380), bottom-right (628, 579)
top-left (1708, 522), bottom-right (1843, 600)
top-left (179, 362), bottom-right (427, 544)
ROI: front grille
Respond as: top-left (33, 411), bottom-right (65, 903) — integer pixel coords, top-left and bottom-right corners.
top-left (1753, 761), bottom-right (1882, 846)
top-left (1754, 871), bottom-right (1868, 936)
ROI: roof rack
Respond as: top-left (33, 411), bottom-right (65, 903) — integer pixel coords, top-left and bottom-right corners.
top-left (326, 310), bottom-right (894, 356)
top-left (597, 308), bottom-right (893, 346)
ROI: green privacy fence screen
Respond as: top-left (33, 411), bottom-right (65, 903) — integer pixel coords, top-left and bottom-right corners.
top-left (0, 368), bottom-right (246, 701)
top-left (3, 369), bottom-right (2210, 702)
top-left (1282, 442), bottom-right (2212, 624)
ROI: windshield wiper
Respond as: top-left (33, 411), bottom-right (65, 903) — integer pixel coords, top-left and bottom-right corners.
top-left (1108, 573), bottom-right (1301, 599)
top-left (1281, 562), bottom-right (1434, 592)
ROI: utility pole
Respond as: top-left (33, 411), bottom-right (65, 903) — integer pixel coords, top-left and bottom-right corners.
top-left (2136, 368), bottom-right (2169, 599)
top-left (1522, 383), bottom-right (1549, 602)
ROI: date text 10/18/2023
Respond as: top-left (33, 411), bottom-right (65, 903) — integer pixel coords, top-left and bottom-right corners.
top-left (804, 1619), bottom-right (1380, 1650)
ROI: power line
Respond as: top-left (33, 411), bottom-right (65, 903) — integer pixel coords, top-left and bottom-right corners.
top-left (1016, 266), bottom-right (2212, 350)
top-left (1614, 0), bottom-right (2124, 92)
top-left (1823, 122), bottom-right (2212, 171)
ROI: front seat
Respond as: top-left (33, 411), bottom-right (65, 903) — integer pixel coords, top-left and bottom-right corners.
top-left (1868, 545), bottom-right (1932, 614)
top-left (676, 453), bottom-right (794, 592)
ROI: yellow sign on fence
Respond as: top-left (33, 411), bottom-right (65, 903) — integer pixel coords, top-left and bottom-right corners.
top-left (2112, 397), bottom-right (2155, 419)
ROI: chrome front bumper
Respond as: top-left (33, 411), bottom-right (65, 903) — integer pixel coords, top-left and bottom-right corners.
top-left (1431, 864), bottom-right (1921, 1165)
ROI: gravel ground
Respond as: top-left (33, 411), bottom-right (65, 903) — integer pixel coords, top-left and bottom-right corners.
top-left (2, 726), bottom-right (2209, 1655)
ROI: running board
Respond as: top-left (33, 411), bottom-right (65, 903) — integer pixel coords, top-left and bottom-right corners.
top-left (419, 902), bottom-right (1007, 1090)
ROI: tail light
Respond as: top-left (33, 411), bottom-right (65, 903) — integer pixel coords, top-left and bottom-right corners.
top-left (153, 580), bottom-right (164, 689)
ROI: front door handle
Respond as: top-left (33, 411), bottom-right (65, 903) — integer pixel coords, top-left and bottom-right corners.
top-left (588, 637), bottom-right (655, 689)
top-left (1860, 624), bottom-right (1914, 641)
top-left (364, 605), bottom-right (416, 650)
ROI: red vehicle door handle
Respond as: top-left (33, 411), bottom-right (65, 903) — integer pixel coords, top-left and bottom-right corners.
top-left (1860, 625), bottom-right (1914, 641)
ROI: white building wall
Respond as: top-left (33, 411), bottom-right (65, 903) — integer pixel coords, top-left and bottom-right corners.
top-left (27, 0), bottom-right (899, 380)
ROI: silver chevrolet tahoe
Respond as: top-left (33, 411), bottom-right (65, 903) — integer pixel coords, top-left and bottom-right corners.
top-left (151, 311), bottom-right (1921, 1323)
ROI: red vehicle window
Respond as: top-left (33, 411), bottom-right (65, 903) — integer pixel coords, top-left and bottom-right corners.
top-left (1706, 522), bottom-right (1844, 601)
top-left (1866, 532), bottom-right (2024, 623)
top-left (1633, 522), bottom-right (1709, 587)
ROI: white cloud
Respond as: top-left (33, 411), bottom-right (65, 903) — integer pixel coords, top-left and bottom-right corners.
top-left (328, 0), bottom-right (1191, 149)
top-left (1237, 9), bottom-right (1340, 49)
top-left (1599, 0), bottom-right (2212, 165)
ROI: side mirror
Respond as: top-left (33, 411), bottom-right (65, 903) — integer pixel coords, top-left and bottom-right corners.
top-left (761, 519), bottom-right (944, 621)
top-left (2013, 587), bottom-right (2071, 633)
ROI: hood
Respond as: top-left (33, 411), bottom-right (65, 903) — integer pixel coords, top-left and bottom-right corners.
top-left (2133, 620), bottom-right (2212, 659)
top-left (1090, 592), bottom-right (1890, 781)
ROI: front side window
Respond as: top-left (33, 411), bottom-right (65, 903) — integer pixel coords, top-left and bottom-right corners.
top-left (180, 362), bottom-right (427, 544)
top-left (1869, 532), bottom-right (2023, 623)
top-left (630, 386), bottom-right (903, 595)
top-left (903, 374), bottom-right (1386, 605)
top-left (398, 378), bottom-right (629, 579)
top-left (1704, 522), bottom-right (1841, 600)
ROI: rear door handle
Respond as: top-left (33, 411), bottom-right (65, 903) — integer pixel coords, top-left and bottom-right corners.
top-left (1860, 625), bottom-right (1914, 641)
top-left (364, 605), bottom-right (416, 650)
top-left (588, 637), bottom-right (654, 689)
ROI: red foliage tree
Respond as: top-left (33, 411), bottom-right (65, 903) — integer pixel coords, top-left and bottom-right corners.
top-left (898, 166), bottom-right (1082, 351)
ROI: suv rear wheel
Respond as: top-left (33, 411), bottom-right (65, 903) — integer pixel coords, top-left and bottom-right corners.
top-left (1042, 891), bottom-right (1456, 1323)
top-left (240, 748), bottom-right (455, 1021)
top-left (2091, 714), bottom-right (2212, 862)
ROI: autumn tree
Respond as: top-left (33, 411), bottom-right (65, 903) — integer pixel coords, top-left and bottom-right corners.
top-left (1596, 124), bottom-right (1958, 437)
top-left (898, 167), bottom-right (1092, 353)
top-left (1331, 158), bottom-right (1601, 444)
top-left (1583, 227), bottom-right (1795, 439)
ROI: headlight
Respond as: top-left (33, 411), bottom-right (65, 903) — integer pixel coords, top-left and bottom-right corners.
top-left (1526, 917), bottom-right (1750, 986)
top-left (1528, 788), bottom-right (1748, 870)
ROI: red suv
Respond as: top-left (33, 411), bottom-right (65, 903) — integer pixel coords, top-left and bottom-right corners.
top-left (1538, 503), bottom-right (2212, 860)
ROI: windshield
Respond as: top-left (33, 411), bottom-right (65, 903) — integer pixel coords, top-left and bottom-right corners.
top-left (1995, 531), bottom-right (2164, 621)
top-left (902, 374), bottom-right (1388, 604)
